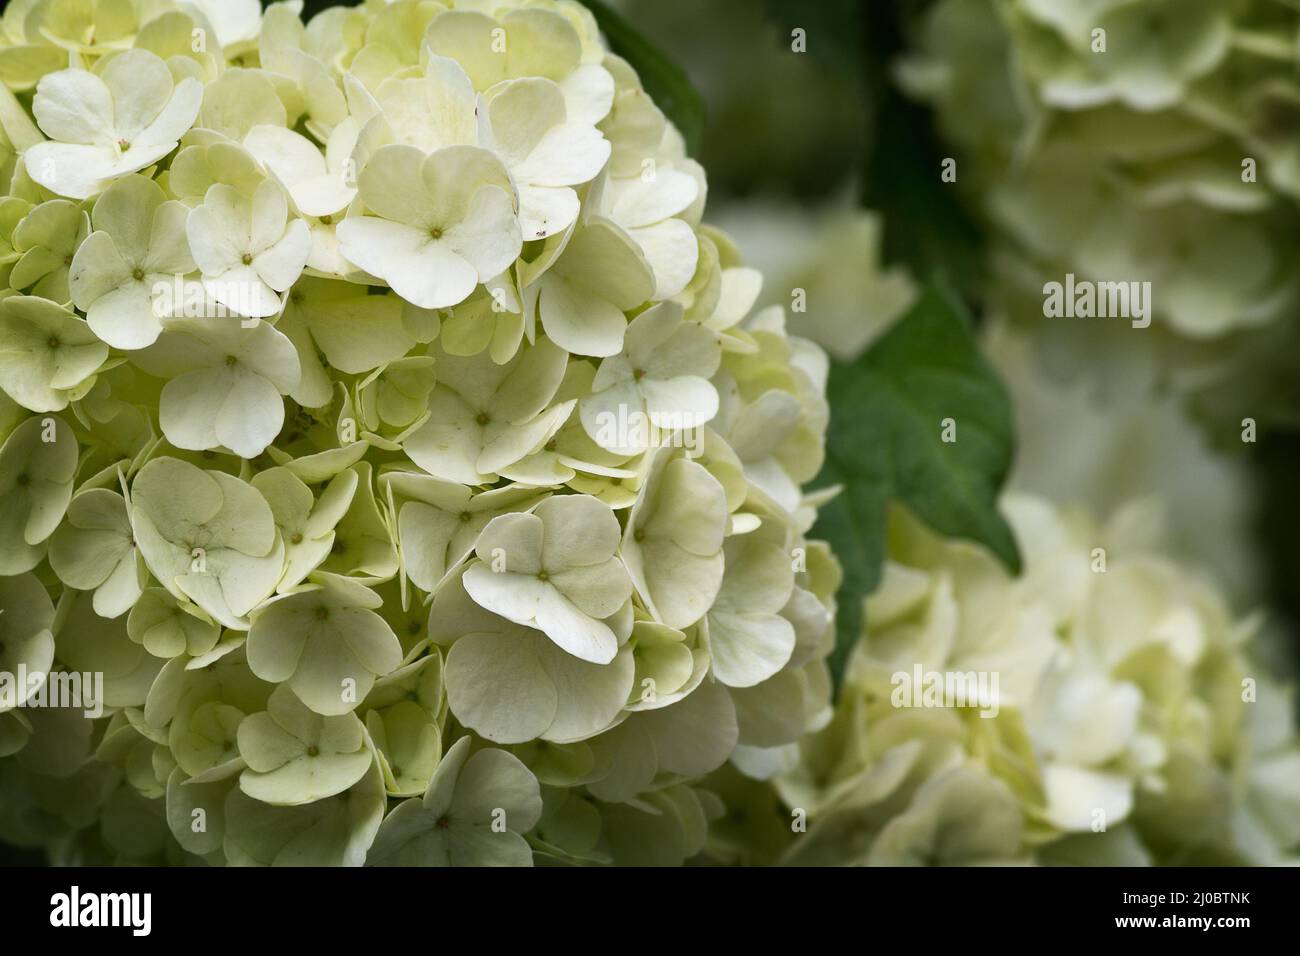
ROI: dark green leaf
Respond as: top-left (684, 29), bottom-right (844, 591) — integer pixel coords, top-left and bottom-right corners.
top-left (580, 0), bottom-right (707, 156)
top-left (812, 280), bottom-right (1021, 687)
top-left (860, 1), bottom-right (985, 299)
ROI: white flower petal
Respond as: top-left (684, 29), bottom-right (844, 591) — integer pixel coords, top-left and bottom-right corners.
top-left (336, 217), bottom-right (478, 310)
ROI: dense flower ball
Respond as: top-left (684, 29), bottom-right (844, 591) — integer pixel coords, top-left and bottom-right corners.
top-left (0, 0), bottom-right (838, 866)
top-left (898, 0), bottom-right (1300, 429)
top-left (776, 494), bottom-right (1300, 866)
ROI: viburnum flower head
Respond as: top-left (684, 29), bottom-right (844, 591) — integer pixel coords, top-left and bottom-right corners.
top-left (783, 496), bottom-right (1300, 867)
top-left (0, 0), bottom-right (841, 869)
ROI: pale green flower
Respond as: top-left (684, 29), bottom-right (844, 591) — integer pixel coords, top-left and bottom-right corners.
top-left (256, 4), bottom-right (347, 136)
top-left (423, 6), bottom-right (611, 117)
top-left (1073, 202), bottom-right (1292, 338)
top-left (435, 568), bottom-right (633, 744)
top-left (365, 699), bottom-right (442, 798)
top-left (479, 76), bottom-right (611, 240)
top-left (276, 278), bottom-right (425, 409)
top-left (599, 783), bottom-right (716, 866)
top-left (337, 144), bottom-right (520, 310)
top-left (437, 279), bottom-right (525, 365)
top-left (599, 55), bottom-right (666, 178)
top-left (0, 413), bottom-right (77, 574)
top-left (20, 0), bottom-right (140, 56)
top-left (903, 0), bottom-right (1300, 418)
top-left (144, 646), bottom-right (271, 738)
top-left (579, 300), bottom-right (720, 454)
top-left (134, 9), bottom-right (223, 84)
top-left (783, 489), bottom-right (1300, 867)
top-left (223, 757), bottom-right (386, 866)
top-left (243, 121), bottom-right (359, 219)
top-left (621, 449), bottom-right (727, 630)
top-left (126, 587), bottom-right (221, 660)
top-left (1017, 0), bottom-right (1232, 112)
top-left (402, 336), bottom-right (572, 485)
top-left (462, 494), bottom-right (633, 665)
top-left (714, 200), bottom-right (917, 362)
top-left (68, 173), bottom-right (195, 350)
top-left (1029, 661), bottom-right (1146, 833)
top-left (624, 617), bottom-right (706, 713)
top-left (585, 678), bottom-right (739, 804)
top-left (0, 196), bottom-right (34, 264)
top-left (197, 68), bottom-right (287, 142)
top-left (164, 770), bottom-right (231, 859)
top-left (381, 470), bottom-right (547, 595)
top-left (1230, 679), bottom-right (1300, 864)
top-left (526, 217), bottom-right (655, 357)
top-left (251, 465), bottom-right (358, 593)
top-left (47, 487), bottom-right (146, 619)
top-left (25, 51), bottom-right (203, 199)
top-left (187, 179), bottom-right (312, 319)
top-left (316, 462), bottom-right (399, 582)
top-left (353, 356), bottom-right (437, 445)
top-left (237, 684), bottom-right (373, 806)
top-left (595, 162), bottom-right (702, 300)
top-left (703, 533), bottom-right (796, 688)
top-left (129, 456), bottom-right (284, 629)
top-left (0, 296), bottom-right (109, 412)
top-left (530, 785), bottom-right (605, 863)
top-left (363, 651), bottom-right (446, 719)
top-left (0, 0), bottom-right (855, 871)
top-left (366, 735), bottom-right (542, 866)
top-left (9, 199), bottom-right (90, 301)
top-left (716, 386), bottom-right (816, 515)
top-left (446, 623), bottom-right (633, 745)
top-left (163, 694), bottom-right (244, 781)
top-left (245, 572), bottom-right (402, 716)
top-left (502, 358), bottom-right (640, 487)
top-left (0, 572), bottom-right (55, 712)
top-left (130, 316), bottom-right (300, 459)
top-left (368, 54), bottom-right (478, 153)
top-left (343, 1), bottom-right (435, 87)
top-left (166, 138), bottom-right (266, 207)
top-left (729, 671), bottom-right (827, 769)
top-left (866, 764), bottom-right (1026, 865)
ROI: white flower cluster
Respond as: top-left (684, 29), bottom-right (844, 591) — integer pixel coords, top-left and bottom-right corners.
top-left (780, 495), bottom-right (1300, 866)
top-left (0, 0), bottom-right (838, 866)
top-left (898, 0), bottom-right (1300, 421)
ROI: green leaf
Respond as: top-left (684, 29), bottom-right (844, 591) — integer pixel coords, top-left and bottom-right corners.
top-left (760, 0), bottom-right (868, 79)
top-left (580, 0), bottom-right (707, 156)
top-left (860, 0), bottom-right (985, 298)
top-left (812, 280), bottom-right (1021, 688)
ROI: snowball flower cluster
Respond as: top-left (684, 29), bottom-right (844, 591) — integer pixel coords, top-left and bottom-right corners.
top-left (898, 0), bottom-right (1300, 425)
top-left (0, 0), bottom-right (838, 866)
top-left (777, 495), bottom-right (1300, 866)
